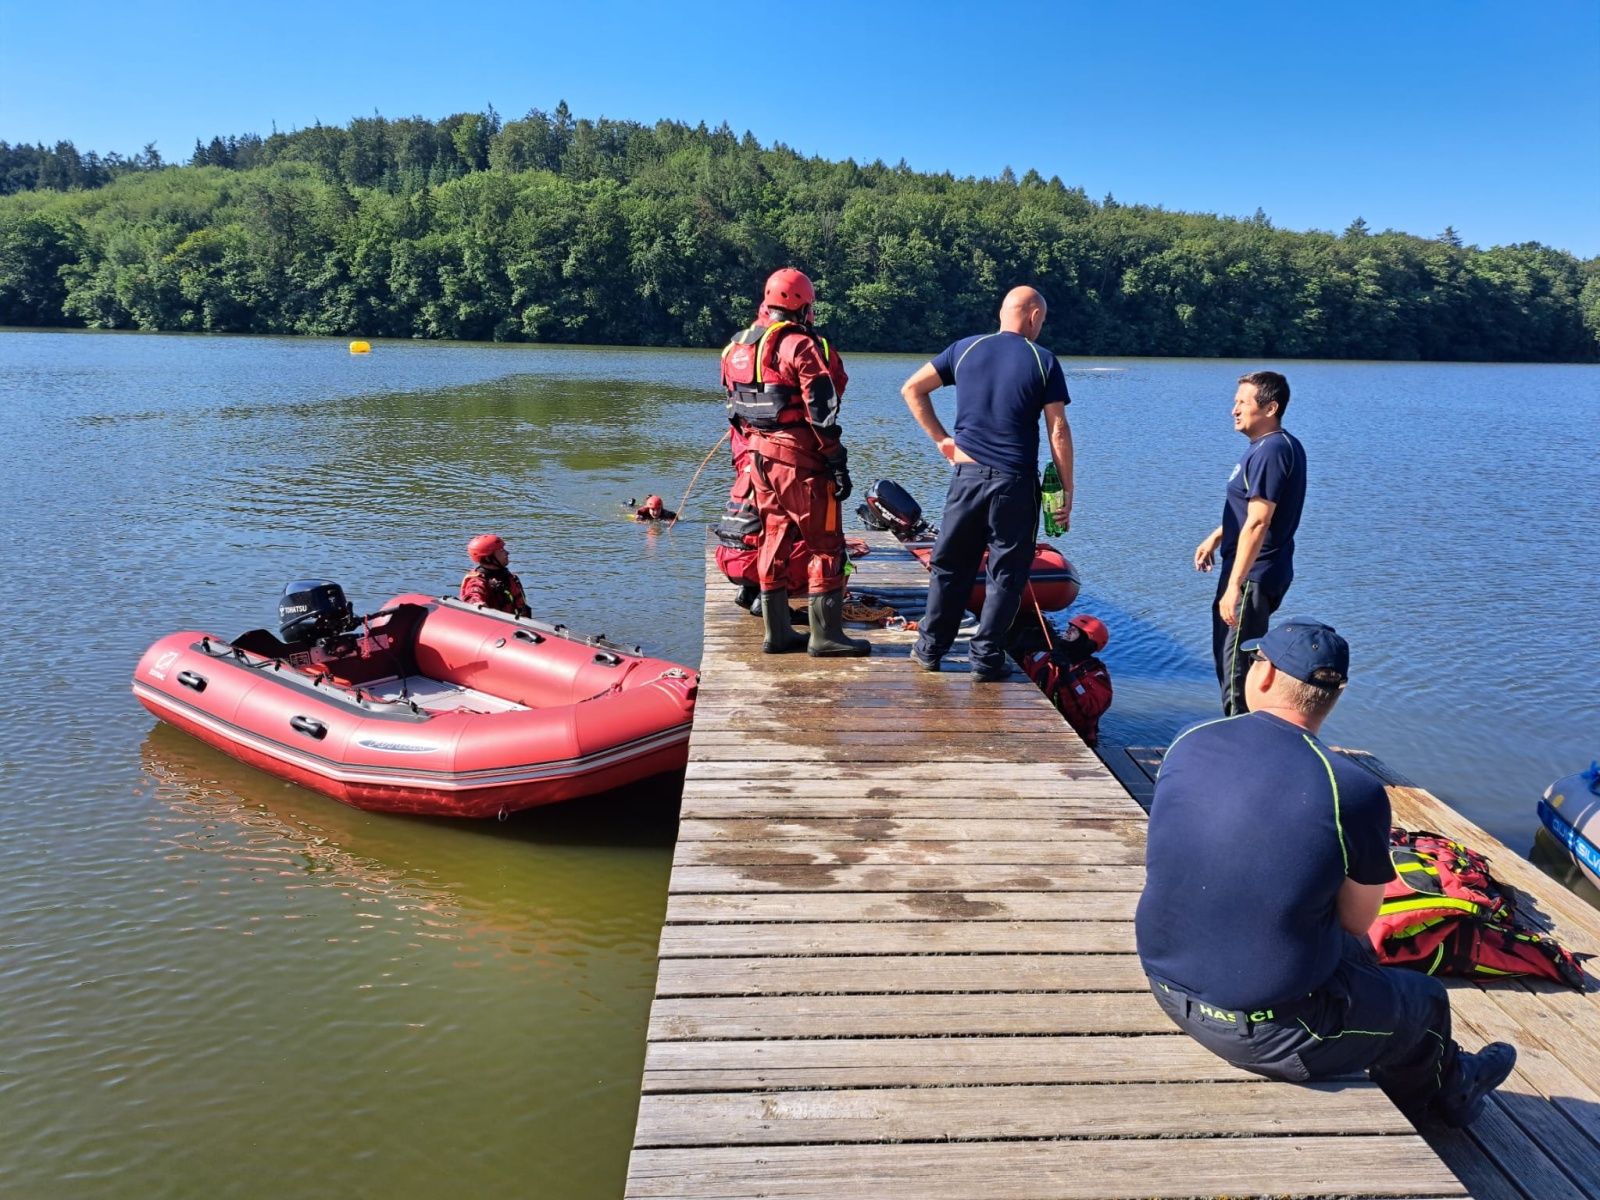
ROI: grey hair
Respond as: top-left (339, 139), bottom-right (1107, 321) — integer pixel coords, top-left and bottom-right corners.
top-left (1277, 673), bottom-right (1343, 719)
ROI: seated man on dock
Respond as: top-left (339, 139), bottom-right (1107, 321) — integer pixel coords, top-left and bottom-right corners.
top-left (1135, 616), bottom-right (1515, 1128)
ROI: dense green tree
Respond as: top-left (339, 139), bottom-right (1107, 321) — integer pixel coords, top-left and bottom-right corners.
top-left (0, 105), bottom-right (1594, 360)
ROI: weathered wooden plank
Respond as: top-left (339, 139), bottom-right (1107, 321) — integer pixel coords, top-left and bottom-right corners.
top-left (632, 1080), bottom-right (1410, 1146)
top-left (1412, 1125), bottom-right (1525, 1200)
top-left (691, 712), bottom-right (1071, 733)
top-left (674, 838), bottom-right (1146, 867)
top-left (683, 777), bottom-right (1129, 798)
top-left (641, 1033), bottom-right (1255, 1091)
top-left (677, 817), bottom-right (1147, 843)
top-left (1465, 1096), bottom-right (1589, 1200)
top-left (657, 920), bottom-right (1133, 958)
top-left (1517, 979), bottom-right (1600, 1058)
top-left (652, 953), bottom-right (1150, 996)
top-left (685, 761), bottom-right (1105, 781)
top-left (646, 990), bottom-right (1168, 1040)
top-left (692, 695), bottom-right (1057, 711)
top-left (687, 743), bottom-right (1088, 766)
top-left (625, 1136), bottom-right (1463, 1199)
top-left (664, 890), bottom-right (1140, 923)
top-left (667, 863), bottom-right (1144, 893)
top-left (679, 797), bottom-right (1138, 821)
top-left (1451, 984), bottom-right (1600, 1176)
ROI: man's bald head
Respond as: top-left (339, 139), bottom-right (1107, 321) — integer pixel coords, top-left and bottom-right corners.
top-left (999, 287), bottom-right (1048, 338)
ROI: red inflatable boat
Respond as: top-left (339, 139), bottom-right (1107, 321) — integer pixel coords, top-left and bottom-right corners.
top-left (132, 595), bottom-right (697, 818)
top-left (907, 542), bottom-right (1081, 612)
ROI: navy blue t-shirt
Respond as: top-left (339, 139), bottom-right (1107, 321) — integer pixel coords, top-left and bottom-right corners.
top-left (1134, 711), bottom-right (1394, 1010)
top-left (1220, 429), bottom-right (1306, 588)
top-left (929, 331), bottom-right (1070, 477)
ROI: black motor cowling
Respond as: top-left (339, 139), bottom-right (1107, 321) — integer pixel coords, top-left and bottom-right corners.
top-left (863, 479), bottom-right (931, 542)
top-left (278, 579), bottom-right (356, 647)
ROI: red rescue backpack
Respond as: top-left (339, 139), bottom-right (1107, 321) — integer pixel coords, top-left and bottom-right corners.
top-left (1371, 829), bottom-right (1585, 988)
top-left (1021, 650), bottom-right (1112, 747)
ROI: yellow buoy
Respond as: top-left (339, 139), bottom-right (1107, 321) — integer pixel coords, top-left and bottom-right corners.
top-left (349, 340), bottom-right (371, 354)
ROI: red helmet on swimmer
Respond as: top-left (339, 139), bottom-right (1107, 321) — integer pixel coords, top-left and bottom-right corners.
top-left (468, 534), bottom-right (507, 564)
top-left (763, 268), bottom-right (815, 316)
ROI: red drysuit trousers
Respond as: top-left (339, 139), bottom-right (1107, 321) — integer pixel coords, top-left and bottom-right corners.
top-left (749, 450), bottom-right (844, 594)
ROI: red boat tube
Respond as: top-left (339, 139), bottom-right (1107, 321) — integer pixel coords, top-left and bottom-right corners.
top-left (131, 596), bottom-right (698, 818)
top-left (906, 542), bottom-right (1081, 613)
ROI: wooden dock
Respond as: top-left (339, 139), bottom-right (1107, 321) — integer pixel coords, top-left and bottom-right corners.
top-left (624, 531), bottom-right (1527, 1199)
top-left (1112, 745), bottom-right (1600, 1200)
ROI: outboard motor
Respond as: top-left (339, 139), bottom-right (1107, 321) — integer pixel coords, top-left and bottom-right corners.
top-left (862, 479), bottom-right (933, 542)
top-left (278, 579), bottom-right (356, 648)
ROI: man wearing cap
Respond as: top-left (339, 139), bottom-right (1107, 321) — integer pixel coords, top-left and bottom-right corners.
top-left (1135, 617), bottom-right (1515, 1127)
top-left (1194, 371), bottom-right (1307, 715)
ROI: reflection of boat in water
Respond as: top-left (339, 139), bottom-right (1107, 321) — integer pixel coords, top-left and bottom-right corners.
top-left (1538, 766), bottom-right (1600, 891)
top-left (134, 591), bottom-right (698, 818)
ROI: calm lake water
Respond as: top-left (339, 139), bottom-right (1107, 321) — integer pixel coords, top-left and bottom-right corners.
top-left (1, 330), bottom-right (1595, 1197)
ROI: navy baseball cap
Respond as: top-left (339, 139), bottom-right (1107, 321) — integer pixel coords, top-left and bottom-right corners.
top-left (1241, 616), bottom-right (1349, 688)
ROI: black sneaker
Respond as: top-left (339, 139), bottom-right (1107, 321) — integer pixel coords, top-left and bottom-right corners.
top-left (911, 650), bottom-right (941, 672)
top-left (971, 661), bottom-right (1014, 683)
top-left (1434, 1042), bottom-right (1517, 1128)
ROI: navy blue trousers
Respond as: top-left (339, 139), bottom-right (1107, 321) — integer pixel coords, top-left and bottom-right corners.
top-left (914, 463), bottom-right (1038, 673)
top-left (1212, 571), bottom-right (1289, 716)
top-left (1151, 933), bottom-right (1457, 1115)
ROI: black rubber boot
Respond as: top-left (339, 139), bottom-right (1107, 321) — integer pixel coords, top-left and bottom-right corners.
top-left (733, 584), bottom-right (759, 612)
top-left (761, 589), bottom-right (807, 653)
top-left (808, 589), bottom-right (871, 657)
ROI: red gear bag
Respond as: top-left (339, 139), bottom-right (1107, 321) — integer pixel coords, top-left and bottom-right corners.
top-left (1371, 829), bottom-right (1585, 988)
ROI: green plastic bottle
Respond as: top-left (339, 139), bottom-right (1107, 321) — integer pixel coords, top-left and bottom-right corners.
top-left (1041, 462), bottom-right (1065, 537)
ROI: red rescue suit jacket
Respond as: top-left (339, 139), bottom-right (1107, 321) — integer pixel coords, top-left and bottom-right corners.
top-left (721, 315), bottom-right (849, 470)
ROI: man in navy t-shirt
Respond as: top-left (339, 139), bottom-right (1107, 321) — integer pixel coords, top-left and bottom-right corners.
top-left (899, 287), bottom-right (1074, 680)
top-left (1194, 371), bottom-right (1307, 715)
top-left (1135, 617), bottom-right (1515, 1127)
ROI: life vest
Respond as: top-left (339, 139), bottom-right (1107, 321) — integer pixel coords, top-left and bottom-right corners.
top-left (1021, 650), bottom-right (1112, 747)
top-left (1371, 829), bottom-right (1585, 988)
top-left (720, 320), bottom-right (838, 431)
top-left (460, 566), bottom-right (530, 618)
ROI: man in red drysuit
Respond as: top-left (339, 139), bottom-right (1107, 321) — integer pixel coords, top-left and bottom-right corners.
top-left (460, 534), bottom-right (531, 617)
top-left (719, 269), bottom-right (867, 656)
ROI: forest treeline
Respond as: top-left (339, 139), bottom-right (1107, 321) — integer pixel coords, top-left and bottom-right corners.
top-left (2, 104), bottom-right (1597, 360)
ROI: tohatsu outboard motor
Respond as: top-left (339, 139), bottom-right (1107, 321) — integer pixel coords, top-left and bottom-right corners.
top-left (860, 479), bottom-right (933, 542)
top-left (278, 579), bottom-right (357, 649)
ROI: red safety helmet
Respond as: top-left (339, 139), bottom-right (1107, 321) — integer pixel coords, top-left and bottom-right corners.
top-left (1068, 614), bottom-right (1110, 651)
top-left (468, 534), bottom-right (507, 564)
top-left (763, 268), bottom-right (815, 315)
top-left (645, 495), bottom-right (664, 510)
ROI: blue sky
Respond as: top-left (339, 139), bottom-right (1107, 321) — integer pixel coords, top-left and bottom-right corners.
top-left (3, 0), bottom-right (1596, 256)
